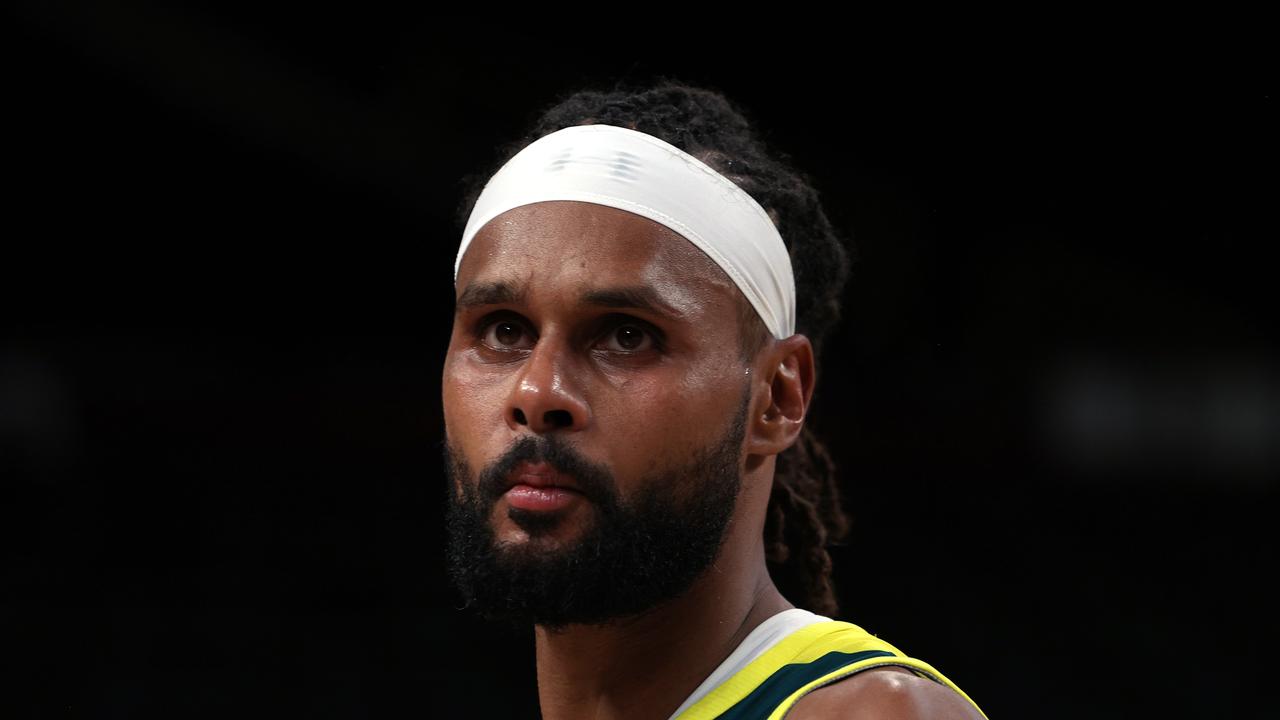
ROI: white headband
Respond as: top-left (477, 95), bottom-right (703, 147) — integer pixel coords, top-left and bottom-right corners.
top-left (454, 123), bottom-right (796, 339)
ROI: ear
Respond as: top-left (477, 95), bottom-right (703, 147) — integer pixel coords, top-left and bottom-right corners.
top-left (746, 334), bottom-right (816, 457)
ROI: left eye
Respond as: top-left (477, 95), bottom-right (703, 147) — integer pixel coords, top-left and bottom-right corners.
top-left (599, 323), bottom-right (654, 352)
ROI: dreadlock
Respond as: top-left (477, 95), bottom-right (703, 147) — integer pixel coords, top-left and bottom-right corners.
top-left (452, 77), bottom-right (855, 618)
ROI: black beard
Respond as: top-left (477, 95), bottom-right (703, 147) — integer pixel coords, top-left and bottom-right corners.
top-left (442, 386), bottom-right (749, 632)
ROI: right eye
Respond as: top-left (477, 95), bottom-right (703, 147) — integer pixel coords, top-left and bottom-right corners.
top-left (477, 317), bottom-right (534, 350)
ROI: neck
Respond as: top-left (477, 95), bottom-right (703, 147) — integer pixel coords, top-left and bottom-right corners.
top-left (532, 536), bottom-right (793, 720)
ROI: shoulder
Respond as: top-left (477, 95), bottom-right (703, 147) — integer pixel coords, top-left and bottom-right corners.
top-left (783, 666), bottom-right (985, 720)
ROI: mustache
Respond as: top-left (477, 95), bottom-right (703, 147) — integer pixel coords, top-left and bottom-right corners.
top-left (475, 434), bottom-right (618, 506)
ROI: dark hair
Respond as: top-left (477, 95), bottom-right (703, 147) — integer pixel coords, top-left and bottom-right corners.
top-left (453, 77), bottom-right (855, 618)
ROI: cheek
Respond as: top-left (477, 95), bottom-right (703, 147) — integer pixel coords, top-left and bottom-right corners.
top-left (603, 361), bottom-right (743, 470)
top-left (441, 349), bottom-right (506, 443)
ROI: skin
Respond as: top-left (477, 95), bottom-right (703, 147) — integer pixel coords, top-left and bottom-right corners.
top-left (785, 667), bottom-right (987, 720)
top-left (442, 199), bottom-right (979, 719)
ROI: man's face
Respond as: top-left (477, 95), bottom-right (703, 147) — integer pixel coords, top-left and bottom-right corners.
top-left (441, 200), bottom-right (758, 629)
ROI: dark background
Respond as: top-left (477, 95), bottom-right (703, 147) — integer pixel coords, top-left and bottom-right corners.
top-left (5, 5), bottom-right (1275, 718)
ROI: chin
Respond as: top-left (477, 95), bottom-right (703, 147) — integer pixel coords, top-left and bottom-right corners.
top-left (493, 507), bottom-right (586, 546)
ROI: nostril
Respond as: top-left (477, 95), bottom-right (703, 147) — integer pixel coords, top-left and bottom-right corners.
top-left (544, 409), bottom-right (572, 428)
top-left (513, 408), bottom-right (527, 425)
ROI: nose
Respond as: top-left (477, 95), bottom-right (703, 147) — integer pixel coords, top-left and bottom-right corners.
top-left (506, 331), bottom-right (591, 434)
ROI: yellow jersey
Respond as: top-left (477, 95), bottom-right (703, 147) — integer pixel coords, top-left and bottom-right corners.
top-left (669, 609), bottom-right (987, 720)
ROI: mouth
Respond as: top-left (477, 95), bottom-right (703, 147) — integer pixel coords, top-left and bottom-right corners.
top-left (502, 461), bottom-right (585, 512)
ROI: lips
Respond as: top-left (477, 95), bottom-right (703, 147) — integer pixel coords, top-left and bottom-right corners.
top-left (502, 461), bottom-right (584, 513)
top-left (504, 460), bottom-right (582, 493)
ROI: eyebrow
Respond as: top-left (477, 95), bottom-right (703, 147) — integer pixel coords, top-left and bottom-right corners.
top-left (455, 280), bottom-right (684, 320)
top-left (455, 280), bottom-right (526, 311)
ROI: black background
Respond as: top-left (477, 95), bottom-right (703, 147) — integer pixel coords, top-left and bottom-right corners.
top-left (5, 6), bottom-right (1275, 718)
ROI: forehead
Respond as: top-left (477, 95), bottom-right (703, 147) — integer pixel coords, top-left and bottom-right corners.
top-left (456, 200), bottom-right (739, 311)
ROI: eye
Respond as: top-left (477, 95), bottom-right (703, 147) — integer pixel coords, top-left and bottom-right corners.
top-left (478, 318), bottom-right (533, 350)
top-left (599, 321), bottom-right (657, 353)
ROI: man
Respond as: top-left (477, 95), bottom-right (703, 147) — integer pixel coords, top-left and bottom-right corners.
top-left (440, 79), bottom-right (988, 719)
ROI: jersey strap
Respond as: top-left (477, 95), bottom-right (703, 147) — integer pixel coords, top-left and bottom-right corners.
top-left (670, 620), bottom-right (988, 720)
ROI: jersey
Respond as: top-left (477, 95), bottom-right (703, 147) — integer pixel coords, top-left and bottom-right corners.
top-left (667, 609), bottom-right (987, 720)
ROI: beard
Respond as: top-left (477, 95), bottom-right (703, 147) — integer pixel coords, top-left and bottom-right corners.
top-left (442, 384), bottom-right (750, 632)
